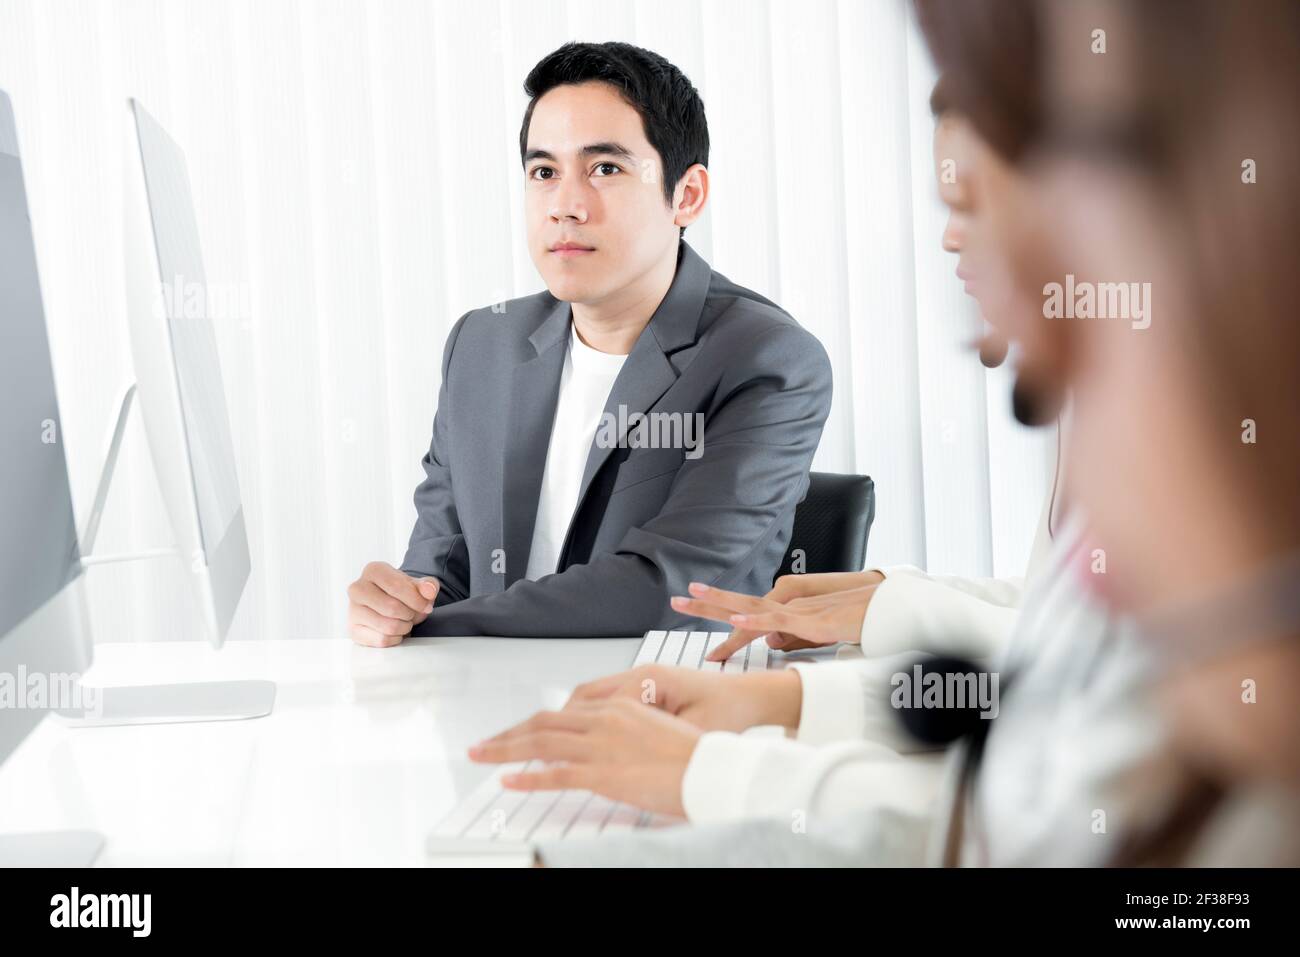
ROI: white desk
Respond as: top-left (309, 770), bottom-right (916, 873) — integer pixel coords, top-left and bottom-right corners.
top-left (0, 636), bottom-right (648, 866)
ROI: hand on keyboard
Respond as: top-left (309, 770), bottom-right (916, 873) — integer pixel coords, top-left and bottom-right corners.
top-left (670, 579), bottom-right (882, 661)
top-left (435, 630), bottom-right (803, 853)
top-left (429, 758), bottom-right (682, 853)
top-left (468, 698), bottom-right (701, 818)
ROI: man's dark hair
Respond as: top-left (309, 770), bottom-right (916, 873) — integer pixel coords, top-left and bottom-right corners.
top-left (519, 41), bottom-right (709, 211)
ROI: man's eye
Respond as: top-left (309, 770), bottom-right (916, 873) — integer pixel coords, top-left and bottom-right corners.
top-left (593, 162), bottom-right (621, 176)
top-left (530, 167), bottom-right (555, 181)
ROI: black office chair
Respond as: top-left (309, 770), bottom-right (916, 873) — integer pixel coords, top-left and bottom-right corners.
top-left (775, 472), bottom-right (876, 582)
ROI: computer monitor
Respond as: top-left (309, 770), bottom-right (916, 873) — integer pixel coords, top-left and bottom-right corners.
top-left (122, 98), bottom-right (250, 647)
top-left (34, 96), bottom-right (272, 727)
top-left (0, 89), bottom-right (93, 762)
top-left (34, 98), bottom-right (277, 727)
top-left (0, 91), bottom-right (271, 862)
top-left (0, 88), bottom-right (103, 864)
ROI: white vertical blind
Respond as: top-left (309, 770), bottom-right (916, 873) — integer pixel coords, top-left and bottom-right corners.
top-left (0, 0), bottom-right (1053, 643)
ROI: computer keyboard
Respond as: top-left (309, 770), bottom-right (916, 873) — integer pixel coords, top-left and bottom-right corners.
top-left (427, 760), bottom-right (683, 854)
top-left (426, 630), bottom-right (768, 856)
top-left (633, 629), bottom-right (769, 672)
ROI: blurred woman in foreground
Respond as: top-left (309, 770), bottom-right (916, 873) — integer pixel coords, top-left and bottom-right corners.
top-left (1026, 0), bottom-right (1300, 862)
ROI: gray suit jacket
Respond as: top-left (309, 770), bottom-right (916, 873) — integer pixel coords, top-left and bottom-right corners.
top-left (402, 242), bottom-right (832, 637)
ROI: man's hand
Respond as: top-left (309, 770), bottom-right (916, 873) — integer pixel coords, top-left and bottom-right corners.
top-left (567, 664), bottom-right (803, 733)
top-left (469, 699), bottom-right (701, 817)
top-left (347, 561), bottom-right (440, 647)
top-left (674, 579), bottom-right (881, 661)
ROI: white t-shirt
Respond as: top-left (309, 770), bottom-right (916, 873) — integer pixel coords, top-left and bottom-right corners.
top-left (524, 326), bottom-right (627, 581)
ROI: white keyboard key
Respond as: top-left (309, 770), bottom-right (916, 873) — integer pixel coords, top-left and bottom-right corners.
top-left (636, 628), bottom-right (768, 673)
top-left (699, 631), bottom-right (727, 671)
top-left (722, 652), bottom-right (747, 674)
top-left (499, 790), bottom-right (561, 841)
top-left (566, 796), bottom-right (617, 838)
top-left (433, 763), bottom-right (523, 837)
top-left (633, 630), bottom-right (666, 666)
top-left (463, 787), bottom-right (531, 840)
top-left (529, 791), bottom-right (592, 841)
top-left (600, 803), bottom-right (643, 833)
top-left (681, 631), bottom-right (708, 668)
top-left (658, 630), bottom-right (688, 666)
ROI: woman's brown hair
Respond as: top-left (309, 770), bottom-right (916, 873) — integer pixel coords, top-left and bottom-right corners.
top-left (914, 0), bottom-right (1042, 162)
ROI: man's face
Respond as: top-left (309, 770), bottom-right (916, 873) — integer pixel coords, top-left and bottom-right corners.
top-left (523, 81), bottom-right (683, 306)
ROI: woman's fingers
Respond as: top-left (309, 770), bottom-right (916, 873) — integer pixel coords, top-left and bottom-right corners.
top-left (468, 730), bottom-right (593, 765)
top-left (501, 763), bottom-right (592, 792)
top-left (704, 628), bottom-right (765, 661)
top-left (768, 634), bottom-right (819, 651)
top-left (567, 671), bottom-right (635, 704)
top-left (686, 582), bottom-right (773, 613)
top-left (727, 609), bottom-right (834, 645)
top-left (669, 594), bottom-right (742, 623)
top-left (473, 708), bottom-right (596, 747)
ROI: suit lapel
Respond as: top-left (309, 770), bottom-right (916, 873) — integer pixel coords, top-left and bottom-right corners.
top-left (501, 298), bottom-right (570, 587)
top-left (502, 242), bottom-right (714, 583)
top-left (572, 336), bottom-right (676, 509)
top-left (570, 242), bottom-right (714, 521)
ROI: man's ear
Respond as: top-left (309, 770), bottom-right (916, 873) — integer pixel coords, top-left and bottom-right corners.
top-left (673, 163), bottom-right (709, 228)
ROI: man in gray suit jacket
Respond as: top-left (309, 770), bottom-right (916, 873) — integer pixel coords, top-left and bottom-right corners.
top-left (346, 41), bottom-right (831, 643)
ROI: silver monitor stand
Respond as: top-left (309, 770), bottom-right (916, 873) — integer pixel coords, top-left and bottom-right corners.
top-left (54, 383), bottom-right (274, 728)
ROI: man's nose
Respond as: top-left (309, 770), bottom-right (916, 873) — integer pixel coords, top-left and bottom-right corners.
top-left (549, 179), bottom-right (589, 224)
